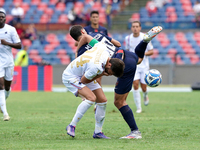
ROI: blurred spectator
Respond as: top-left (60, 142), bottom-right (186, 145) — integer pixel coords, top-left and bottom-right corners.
top-left (0, 5), bottom-right (6, 14)
top-left (193, 1), bottom-right (200, 27)
top-left (56, 0), bottom-right (77, 5)
top-left (10, 3), bottom-right (24, 25)
top-left (68, 7), bottom-right (85, 25)
top-left (68, 8), bottom-right (76, 24)
top-left (24, 24), bottom-right (37, 42)
top-left (15, 22), bottom-right (25, 40)
top-left (153, 0), bottom-right (168, 9)
top-left (105, 3), bottom-right (112, 29)
top-left (146, 0), bottom-right (157, 16)
top-left (14, 45), bottom-right (29, 67)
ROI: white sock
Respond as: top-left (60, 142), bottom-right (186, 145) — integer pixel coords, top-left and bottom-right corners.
top-left (133, 89), bottom-right (141, 110)
top-left (143, 91), bottom-right (148, 99)
top-left (0, 90), bottom-right (8, 116)
top-left (95, 102), bottom-right (107, 134)
top-left (70, 99), bottom-right (94, 126)
top-left (5, 88), bottom-right (11, 99)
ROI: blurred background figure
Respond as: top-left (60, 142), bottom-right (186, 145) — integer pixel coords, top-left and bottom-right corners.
top-left (24, 24), bottom-right (37, 42)
top-left (105, 2), bottom-right (112, 29)
top-left (14, 45), bottom-right (29, 67)
top-left (10, 3), bottom-right (24, 26)
top-left (193, 1), bottom-right (200, 27)
top-left (15, 22), bottom-right (25, 40)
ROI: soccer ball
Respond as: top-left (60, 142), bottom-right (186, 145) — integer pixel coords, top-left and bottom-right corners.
top-left (144, 69), bottom-right (162, 87)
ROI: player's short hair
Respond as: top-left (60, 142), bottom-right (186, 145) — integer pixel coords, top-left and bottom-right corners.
top-left (70, 25), bottom-right (83, 41)
top-left (109, 58), bottom-right (125, 77)
top-left (90, 10), bottom-right (99, 16)
top-left (0, 11), bottom-right (6, 17)
top-left (132, 20), bottom-right (141, 27)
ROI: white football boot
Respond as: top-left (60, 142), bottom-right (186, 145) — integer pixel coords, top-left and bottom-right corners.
top-left (143, 26), bottom-right (163, 43)
top-left (120, 130), bottom-right (142, 139)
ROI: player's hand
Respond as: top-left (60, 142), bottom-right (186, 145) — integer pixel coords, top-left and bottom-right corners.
top-left (1, 39), bottom-right (8, 45)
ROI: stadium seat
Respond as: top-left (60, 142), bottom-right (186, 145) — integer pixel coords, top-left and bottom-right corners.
top-left (56, 2), bottom-right (65, 11)
top-left (32, 55), bottom-right (42, 63)
top-left (49, 0), bottom-right (58, 5)
top-left (190, 55), bottom-right (200, 64)
top-left (31, 0), bottom-right (41, 5)
top-left (60, 55), bottom-right (71, 65)
top-left (56, 49), bottom-right (67, 58)
top-left (38, 3), bottom-right (48, 11)
top-left (40, 14), bottom-right (49, 23)
top-left (58, 14), bottom-right (68, 23)
top-left (29, 49), bottom-right (39, 59)
top-left (22, 39), bottom-right (32, 47)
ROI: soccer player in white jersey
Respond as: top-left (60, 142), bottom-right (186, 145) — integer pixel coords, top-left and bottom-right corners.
top-left (0, 11), bottom-right (22, 121)
top-left (125, 21), bottom-right (154, 113)
top-left (62, 35), bottom-right (125, 139)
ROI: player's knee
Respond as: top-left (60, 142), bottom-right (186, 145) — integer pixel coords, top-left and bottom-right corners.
top-left (114, 99), bottom-right (124, 109)
top-left (0, 83), bottom-right (4, 90)
top-left (86, 95), bottom-right (96, 102)
top-left (133, 84), bottom-right (139, 90)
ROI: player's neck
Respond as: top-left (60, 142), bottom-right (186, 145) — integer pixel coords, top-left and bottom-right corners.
top-left (0, 24), bottom-right (5, 28)
top-left (133, 33), bottom-right (140, 37)
top-left (91, 24), bottom-right (99, 29)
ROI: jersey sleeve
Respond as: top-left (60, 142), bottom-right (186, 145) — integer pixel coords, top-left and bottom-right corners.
top-left (113, 49), bottom-right (124, 60)
top-left (124, 36), bottom-right (129, 50)
top-left (84, 66), bottom-right (103, 80)
top-left (11, 27), bottom-right (21, 43)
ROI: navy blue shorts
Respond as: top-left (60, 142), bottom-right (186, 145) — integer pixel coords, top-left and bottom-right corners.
top-left (114, 50), bottom-right (138, 94)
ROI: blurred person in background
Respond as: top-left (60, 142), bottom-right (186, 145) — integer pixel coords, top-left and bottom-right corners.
top-left (0, 11), bottom-right (22, 121)
top-left (105, 3), bottom-right (112, 29)
top-left (10, 3), bottom-right (24, 26)
top-left (193, 1), bottom-right (200, 27)
top-left (24, 24), bottom-right (37, 42)
top-left (15, 22), bottom-right (25, 40)
top-left (124, 21), bottom-right (154, 113)
top-left (14, 45), bottom-right (29, 67)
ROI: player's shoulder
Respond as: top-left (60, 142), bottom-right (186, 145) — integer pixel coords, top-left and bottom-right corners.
top-left (5, 24), bottom-right (15, 29)
top-left (84, 25), bottom-right (91, 30)
top-left (99, 25), bottom-right (107, 31)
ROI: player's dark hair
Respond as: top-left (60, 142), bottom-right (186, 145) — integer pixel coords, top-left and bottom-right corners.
top-left (90, 10), bottom-right (99, 16)
top-left (70, 25), bottom-right (83, 41)
top-left (109, 58), bottom-right (125, 77)
top-left (0, 11), bottom-right (6, 17)
top-left (132, 20), bottom-right (141, 27)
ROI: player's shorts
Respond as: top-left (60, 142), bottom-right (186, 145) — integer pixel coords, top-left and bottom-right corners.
top-left (62, 74), bottom-right (101, 97)
top-left (115, 50), bottom-right (138, 94)
top-left (0, 66), bottom-right (14, 81)
top-left (134, 67), bottom-right (149, 84)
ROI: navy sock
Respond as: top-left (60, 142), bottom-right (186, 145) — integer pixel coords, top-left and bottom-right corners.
top-left (135, 41), bottom-right (148, 59)
top-left (119, 105), bottom-right (138, 131)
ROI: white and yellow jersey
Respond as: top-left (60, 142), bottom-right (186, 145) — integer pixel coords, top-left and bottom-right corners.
top-left (63, 42), bottom-right (109, 81)
top-left (0, 24), bottom-right (21, 67)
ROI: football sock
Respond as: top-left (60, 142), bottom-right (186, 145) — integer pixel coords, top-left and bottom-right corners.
top-left (5, 88), bottom-right (11, 99)
top-left (95, 102), bottom-right (107, 134)
top-left (0, 90), bottom-right (8, 116)
top-left (70, 99), bottom-right (94, 126)
top-left (135, 41), bottom-right (148, 59)
top-left (119, 105), bottom-right (138, 131)
top-left (133, 89), bottom-right (141, 110)
top-left (143, 91), bottom-right (148, 99)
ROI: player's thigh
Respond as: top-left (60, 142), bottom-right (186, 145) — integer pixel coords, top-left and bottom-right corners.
top-left (92, 88), bottom-right (107, 103)
top-left (0, 66), bottom-right (5, 79)
top-left (78, 86), bottom-right (96, 102)
top-left (133, 70), bottom-right (140, 81)
top-left (4, 66), bottom-right (14, 81)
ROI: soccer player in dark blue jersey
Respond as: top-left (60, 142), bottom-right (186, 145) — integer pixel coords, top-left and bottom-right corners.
top-left (69, 25), bottom-right (162, 139)
top-left (84, 10), bottom-right (108, 36)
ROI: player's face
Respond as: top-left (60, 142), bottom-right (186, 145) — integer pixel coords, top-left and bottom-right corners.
top-left (0, 13), bottom-right (6, 25)
top-left (90, 14), bottom-right (99, 25)
top-left (131, 23), bottom-right (141, 34)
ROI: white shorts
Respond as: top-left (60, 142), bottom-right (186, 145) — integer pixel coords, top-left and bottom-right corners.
top-left (134, 68), bottom-right (149, 84)
top-left (62, 74), bottom-right (101, 97)
top-left (0, 66), bottom-right (14, 81)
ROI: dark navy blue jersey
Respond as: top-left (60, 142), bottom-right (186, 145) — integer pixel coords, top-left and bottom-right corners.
top-left (77, 32), bottom-right (116, 57)
top-left (84, 25), bottom-right (108, 35)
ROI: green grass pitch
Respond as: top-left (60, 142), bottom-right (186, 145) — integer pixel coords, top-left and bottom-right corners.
top-left (1, 91), bottom-right (200, 150)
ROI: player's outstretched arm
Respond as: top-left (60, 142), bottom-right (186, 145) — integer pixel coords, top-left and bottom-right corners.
top-left (111, 38), bottom-right (121, 47)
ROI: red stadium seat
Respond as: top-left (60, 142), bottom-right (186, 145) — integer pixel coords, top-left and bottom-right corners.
top-left (44, 8), bottom-right (54, 16)
top-left (176, 55), bottom-right (184, 65)
top-left (46, 33), bottom-right (57, 42)
top-left (167, 49), bottom-right (177, 63)
top-left (31, 0), bottom-right (41, 5)
top-left (57, 49), bottom-right (67, 58)
top-left (156, 32), bottom-right (167, 40)
top-left (22, 39), bottom-right (32, 46)
top-left (190, 55), bottom-right (200, 64)
top-left (56, 2), bottom-right (66, 11)
top-left (29, 49), bottom-right (39, 59)
top-left (5, 15), bottom-right (13, 24)
top-left (32, 55), bottom-right (42, 63)
top-left (130, 13), bottom-right (140, 22)
top-left (38, 3), bottom-right (48, 11)
top-left (44, 44), bottom-right (56, 54)
top-left (92, 1), bottom-right (102, 10)
top-left (60, 55), bottom-right (71, 65)
top-left (58, 14), bottom-right (68, 23)
top-left (21, 3), bottom-right (30, 14)
top-left (50, 0), bottom-right (58, 5)
top-left (14, 0), bottom-right (23, 4)
top-left (40, 14), bottom-right (49, 23)
top-left (150, 49), bottom-right (159, 59)
top-left (0, 0), bottom-right (4, 6)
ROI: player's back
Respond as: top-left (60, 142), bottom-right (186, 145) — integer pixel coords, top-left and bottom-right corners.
top-left (78, 32), bottom-right (117, 58)
top-left (64, 43), bottom-right (109, 78)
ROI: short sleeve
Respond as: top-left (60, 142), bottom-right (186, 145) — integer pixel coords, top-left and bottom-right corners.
top-left (11, 27), bottom-right (21, 43)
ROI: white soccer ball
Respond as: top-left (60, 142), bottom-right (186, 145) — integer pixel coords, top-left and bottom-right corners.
top-left (144, 69), bottom-right (162, 87)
